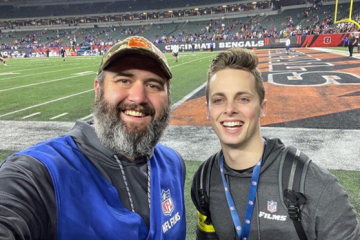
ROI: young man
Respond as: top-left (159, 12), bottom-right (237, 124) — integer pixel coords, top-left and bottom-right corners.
top-left (191, 48), bottom-right (360, 240)
top-left (348, 32), bottom-right (358, 58)
top-left (285, 36), bottom-right (291, 55)
top-left (172, 44), bottom-right (179, 62)
top-left (0, 36), bottom-right (186, 240)
top-left (60, 47), bottom-right (65, 61)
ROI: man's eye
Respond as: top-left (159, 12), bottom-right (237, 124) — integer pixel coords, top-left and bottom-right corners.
top-left (147, 83), bottom-right (163, 90)
top-left (148, 84), bottom-right (159, 89)
top-left (239, 97), bottom-right (249, 102)
top-left (213, 99), bottom-right (223, 104)
top-left (119, 79), bottom-right (130, 84)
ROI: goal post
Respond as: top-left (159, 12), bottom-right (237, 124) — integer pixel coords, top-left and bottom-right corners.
top-left (334, 0), bottom-right (360, 29)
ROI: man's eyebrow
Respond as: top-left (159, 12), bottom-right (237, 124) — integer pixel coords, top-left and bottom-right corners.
top-left (210, 91), bottom-right (253, 98)
top-left (113, 72), bottom-right (134, 78)
top-left (145, 78), bottom-right (166, 85)
top-left (112, 73), bottom-right (165, 84)
top-left (210, 92), bottom-right (225, 98)
top-left (234, 91), bottom-right (253, 97)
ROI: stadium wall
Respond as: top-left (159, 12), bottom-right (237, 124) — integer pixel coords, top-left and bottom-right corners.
top-left (156, 33), bottom-right (353, 52)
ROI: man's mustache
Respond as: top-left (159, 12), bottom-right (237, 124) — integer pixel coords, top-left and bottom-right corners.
top-left (116, 103), bottom-right (155, 117)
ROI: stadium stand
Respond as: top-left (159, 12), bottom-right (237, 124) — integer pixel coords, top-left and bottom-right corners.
top-left (0, 0), bottom-right (359, 56)
top-left (0, 0), bottom-right (272, 18)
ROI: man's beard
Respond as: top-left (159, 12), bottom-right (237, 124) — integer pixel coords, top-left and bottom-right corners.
top-left (93, 93), bottom-right (170, 159)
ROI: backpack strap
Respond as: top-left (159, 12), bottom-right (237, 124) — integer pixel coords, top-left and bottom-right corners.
top-left (197, 154), bottom-right (216, 224)
top-left (199, 155), bottom-right (216, 224)
top-left (279, 146), bottom-right (312, 240)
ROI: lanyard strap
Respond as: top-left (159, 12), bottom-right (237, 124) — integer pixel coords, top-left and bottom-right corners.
top-left (219, 143), bottom-right (266, 240)
top-left (114, 155), bottom-right (151, 212)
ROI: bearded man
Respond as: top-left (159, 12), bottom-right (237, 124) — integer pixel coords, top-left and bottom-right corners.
top-left (0, 36), bottom-right (186, 240)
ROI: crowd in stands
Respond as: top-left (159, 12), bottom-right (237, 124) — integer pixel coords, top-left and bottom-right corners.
top-left (0, 29), bottom-right (76, 51)
top-left (1, 0), bottom-right (359, 56)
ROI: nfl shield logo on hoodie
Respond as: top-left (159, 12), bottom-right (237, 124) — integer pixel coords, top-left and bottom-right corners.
top-left (267, 200), bottom-right (277, 213)
top-left (161, 189), bottom-right (175, 216)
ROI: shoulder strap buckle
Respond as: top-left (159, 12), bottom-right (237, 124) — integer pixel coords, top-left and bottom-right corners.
top-left (288, 204), bottom-right (301, 221)
top-left (284, 189), bottom-right (307, 221)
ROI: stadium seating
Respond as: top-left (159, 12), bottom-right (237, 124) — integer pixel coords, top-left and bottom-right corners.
top-left (1, 0), bottom-right (359, 54)
top-left (0, 0), bottom-right (269, 18)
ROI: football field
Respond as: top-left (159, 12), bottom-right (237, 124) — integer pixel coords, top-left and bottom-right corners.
top-left (0, 52), bottom-right (216, 121)
top-left (0, 49), bottom-right (359, 239)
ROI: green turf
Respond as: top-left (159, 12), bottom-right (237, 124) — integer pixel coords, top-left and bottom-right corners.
top-left (0, 150), bottom-right (15, 161)
top-left (184, 160), bottom-right (202, 240)
top-left (0, 53), bottom-right (217, 121)
top-left (329, 169), bottom-right (360, 220)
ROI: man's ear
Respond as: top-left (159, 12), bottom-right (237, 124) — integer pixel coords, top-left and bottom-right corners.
top-left (205, 101), bottom-right (210, 120)
top-left (94, 78), bottom-right (99, 97)
top-left (260, 99), bottom-right (267, 118)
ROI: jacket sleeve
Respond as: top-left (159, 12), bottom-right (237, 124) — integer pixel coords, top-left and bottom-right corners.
top-left (313, 176), bottom-right (360, 240)
top-left (0, 155), bottom-right (57, 240)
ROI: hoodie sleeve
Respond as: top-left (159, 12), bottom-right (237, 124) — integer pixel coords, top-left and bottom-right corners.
top-left (312, 174), bottom-right (360, 240)
top-left (0, 155), bottom-right (57, 240)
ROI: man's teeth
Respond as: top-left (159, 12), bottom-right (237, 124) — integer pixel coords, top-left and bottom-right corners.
top-left (124, 110), bottom-right (145, 117)
top-left (223, 122), bottom-right (242, 127)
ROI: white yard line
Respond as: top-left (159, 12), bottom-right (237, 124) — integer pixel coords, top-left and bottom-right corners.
top-left (80, 113), bottom-right (93, 121)
top-left (0, 72), bottom-right (20, 76)
top-left (5, 59), bottom-right (97, 72)
top-left (74, 71), bottom-right (97, 76)
top-left (21, 112), bottom-right (40, 119)
top-left (171, 82), bottom-right (207, 111)
top-left (0, 89), bottom-right (94, 118)
top-left (168, 56), bottom-right (214, 110)
top-left (0, 63), bottom-right (72, 73)
top-left (170, 55), bottom-right (214, 68)
top-left (0, 63), bottom-right (99, 82)
top-left (50, 112), bottom-right (68, 120)
top-left (0, 75), bottom-right (92, 93)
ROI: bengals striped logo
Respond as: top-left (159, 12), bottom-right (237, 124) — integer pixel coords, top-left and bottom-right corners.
top-left (323, 37), bottom-right (331, 44)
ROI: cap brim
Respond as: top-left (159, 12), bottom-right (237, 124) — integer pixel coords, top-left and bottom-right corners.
top-left (100, 48), bottom-right (172, 80)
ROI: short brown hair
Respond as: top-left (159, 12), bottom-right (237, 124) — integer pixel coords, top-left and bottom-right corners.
top-left (206, 48), bottom-right (265, 104)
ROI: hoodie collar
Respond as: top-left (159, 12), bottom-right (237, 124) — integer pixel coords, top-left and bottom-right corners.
top-left (216, 137), bottom-right (286, 177)
top-left (67, 121), bottom-right (154, 165)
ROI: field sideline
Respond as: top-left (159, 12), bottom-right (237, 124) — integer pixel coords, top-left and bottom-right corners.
top-left (0, 48), bottom-right (359, 239)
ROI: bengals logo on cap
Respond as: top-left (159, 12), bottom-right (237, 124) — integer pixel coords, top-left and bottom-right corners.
top-left (128, 36), bottom-right (152, 49)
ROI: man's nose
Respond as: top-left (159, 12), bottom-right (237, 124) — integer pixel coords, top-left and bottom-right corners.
top-left (224, 101), bottom-right (237, 115)
top-left (127, 82), bottom-right (148, 104)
